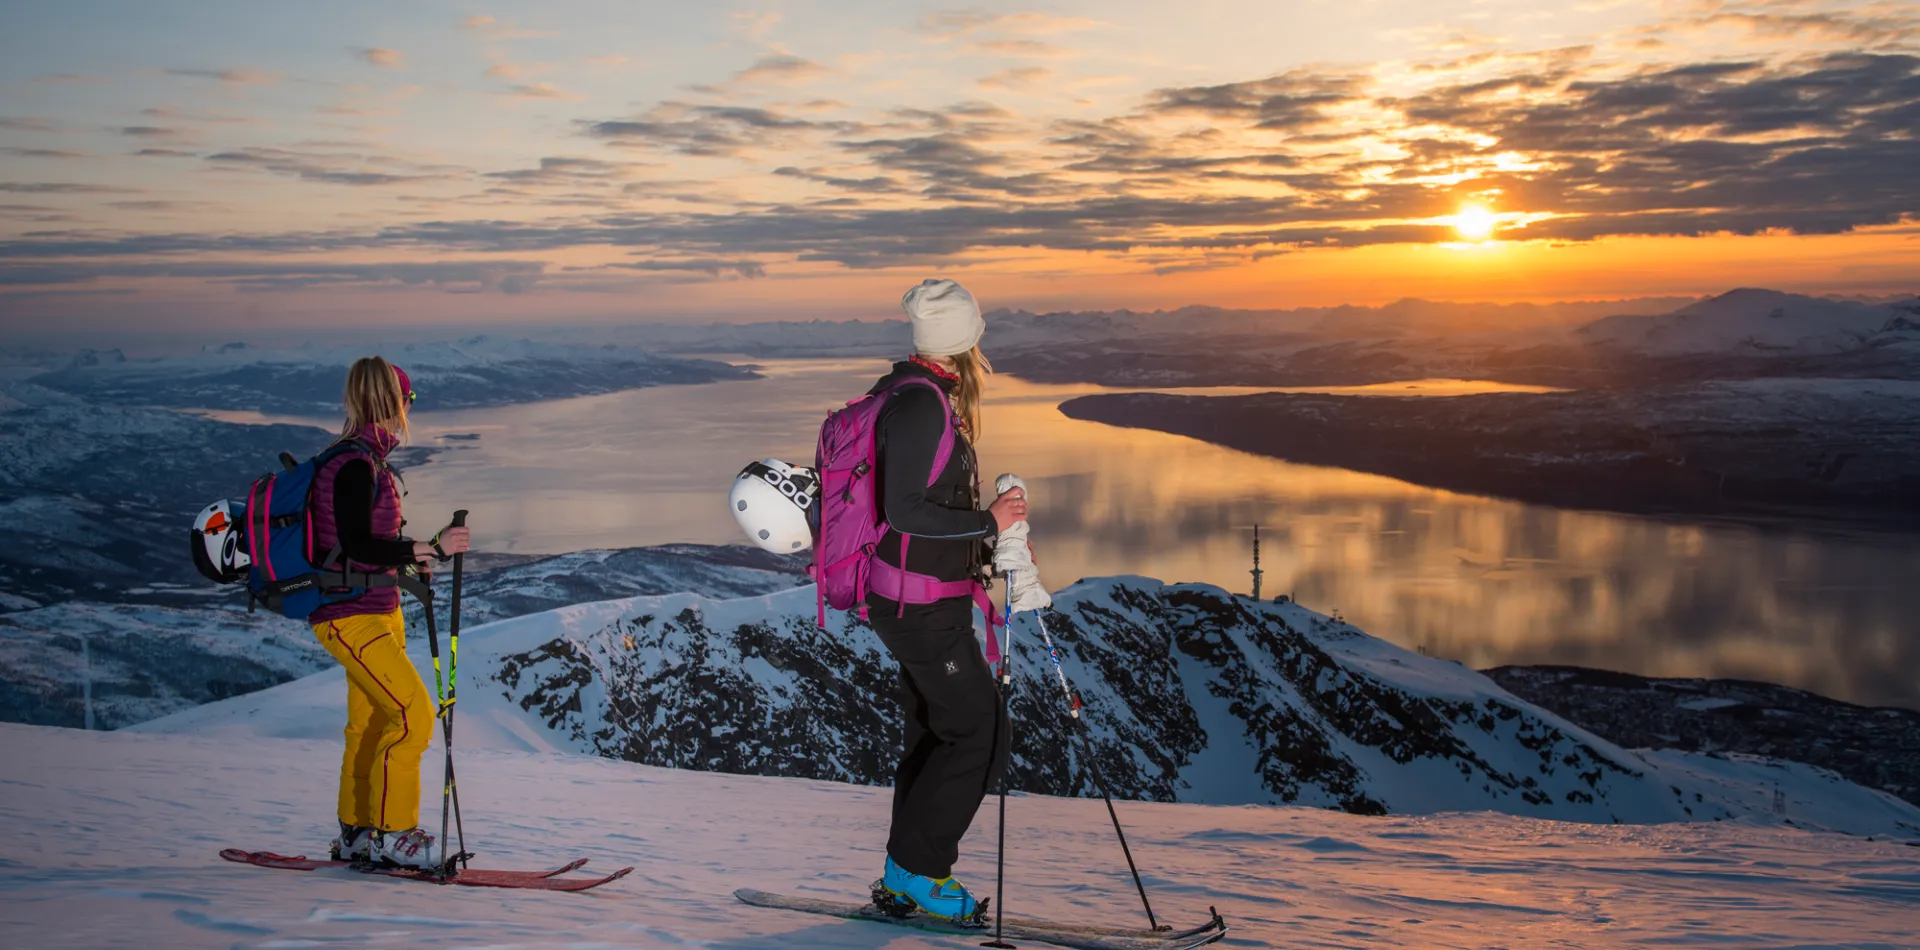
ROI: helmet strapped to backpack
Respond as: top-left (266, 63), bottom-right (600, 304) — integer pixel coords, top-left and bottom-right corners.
top-left (730, 458), bottom-right (818, 553)
top-left (189, 439), bottom-right (430, 620)
top-left (191, 499), bottom-right (251, 583)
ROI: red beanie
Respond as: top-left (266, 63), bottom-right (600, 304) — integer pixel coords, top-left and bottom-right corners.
top-left (392, 364), bottom-right (413, 402)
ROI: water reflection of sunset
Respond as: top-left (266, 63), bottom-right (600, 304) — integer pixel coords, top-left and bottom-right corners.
top-left (374, 360), bottom-right (1919, 708)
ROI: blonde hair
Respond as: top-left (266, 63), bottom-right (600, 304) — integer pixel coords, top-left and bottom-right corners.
top-left (339, 356), bottom-right (409, 442)
top-left (921, 345), bottom-right (992, 439)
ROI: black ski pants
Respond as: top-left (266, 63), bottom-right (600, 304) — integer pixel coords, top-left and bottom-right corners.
top-left (868, 594), bottom-right (1010, 880)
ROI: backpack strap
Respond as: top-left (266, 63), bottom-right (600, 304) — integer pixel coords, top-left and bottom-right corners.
top-left (881, 376), bottom-right (957, 488)
top-left (324, 567), bottom-right (432, 607)
top-left (317, 436), bottom-right (399, 477)
top-left (259, 567), bottom-right (433, 614)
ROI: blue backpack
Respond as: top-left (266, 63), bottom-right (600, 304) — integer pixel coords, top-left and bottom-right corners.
top-left (191, 439), bottom-right (428, 620)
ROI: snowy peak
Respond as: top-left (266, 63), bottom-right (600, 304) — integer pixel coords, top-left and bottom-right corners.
top-left (138, 578), bottom-right (1920, 836)
top-left (62, 347), bottom-right (128, 369)
top-left (1577, 288), bottom-right (1913, 356)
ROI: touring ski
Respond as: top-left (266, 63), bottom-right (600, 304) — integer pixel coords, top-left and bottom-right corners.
top-left (734, 888), bottom-right (1227, 950)
top-left (219, 849), bottom-right (632, 892)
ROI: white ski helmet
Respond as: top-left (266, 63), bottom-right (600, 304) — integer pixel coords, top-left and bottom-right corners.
top-left (191, 499), bottom-right (250, 583)
top-left (730, 459), bottom-right (818, 553)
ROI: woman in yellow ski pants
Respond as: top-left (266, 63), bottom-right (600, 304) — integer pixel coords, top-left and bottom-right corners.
top-left (306, 357), bottom-right (471, 869)
top-left (313, 608), bottom-right (433, 836)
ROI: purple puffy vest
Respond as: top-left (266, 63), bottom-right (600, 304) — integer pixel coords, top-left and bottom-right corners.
top-left (308, 425), bottom-right (404, 624)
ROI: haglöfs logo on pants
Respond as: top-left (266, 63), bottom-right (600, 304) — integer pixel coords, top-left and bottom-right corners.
top-left (944, 660), bottom-right (958, 675)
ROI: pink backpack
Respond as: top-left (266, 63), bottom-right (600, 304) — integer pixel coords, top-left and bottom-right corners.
top-left (810, 376), bottom-right (1000, 661)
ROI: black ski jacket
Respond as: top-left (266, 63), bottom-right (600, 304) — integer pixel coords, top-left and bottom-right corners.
top-left (869, 360), bottom-right (997, 589)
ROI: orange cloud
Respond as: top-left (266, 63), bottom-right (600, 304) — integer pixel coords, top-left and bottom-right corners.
top-left (503, 82), bottom-right (581, 101)
top-left (978, 66), bottom-right (1053, 90)
top-left (356, 47), bottom-right (404, 68)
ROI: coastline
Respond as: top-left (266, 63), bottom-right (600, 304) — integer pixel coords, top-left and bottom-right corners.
top-left (1059, 383), bottom-right (1920, 532)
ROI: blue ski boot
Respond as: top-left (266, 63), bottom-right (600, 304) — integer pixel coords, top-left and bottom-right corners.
top-left (877, 855), bottom-right (986, 924)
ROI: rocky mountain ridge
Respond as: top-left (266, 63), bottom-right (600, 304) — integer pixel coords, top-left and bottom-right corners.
top-left (1486, 665), bottom-right (1920, 807)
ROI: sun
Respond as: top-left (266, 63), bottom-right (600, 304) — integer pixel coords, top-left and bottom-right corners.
top-left (1452, 205), bottom-right (1497, 242)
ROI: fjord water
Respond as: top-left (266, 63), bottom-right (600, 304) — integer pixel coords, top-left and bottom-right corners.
top-left (374, 358), bottom-right (1918, 708)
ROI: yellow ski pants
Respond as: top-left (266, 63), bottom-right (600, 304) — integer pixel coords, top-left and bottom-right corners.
top-left (312, 608), bottom-right (434, 833)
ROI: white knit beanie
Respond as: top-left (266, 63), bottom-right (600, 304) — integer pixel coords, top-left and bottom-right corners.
top-left (901, 279), bottom-right (985, 357)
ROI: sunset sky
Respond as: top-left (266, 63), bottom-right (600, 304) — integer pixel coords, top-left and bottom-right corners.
top-left (1, 0), bottom-right (1915, 336)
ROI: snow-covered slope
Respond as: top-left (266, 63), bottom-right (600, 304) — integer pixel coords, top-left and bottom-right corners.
top-left (137, 579), bottom-right (1920, 836)
top-left (6, 722), bottom-right (1918, 949)
top-left (1577, 288), bottom-right (1920, 356)
top-left (0, 603), bottom-right (329, 729)
top-left (3, 544), bottom-right (805, 730)
top-left (28, 335), bottom-right (756, 414)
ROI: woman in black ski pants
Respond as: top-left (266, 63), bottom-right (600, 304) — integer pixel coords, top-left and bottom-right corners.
top-left (870, 278), bottom-right (1026, 920)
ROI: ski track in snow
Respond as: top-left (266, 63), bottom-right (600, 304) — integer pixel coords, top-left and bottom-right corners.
top-left (3, 724), bottom-right (1917, 949)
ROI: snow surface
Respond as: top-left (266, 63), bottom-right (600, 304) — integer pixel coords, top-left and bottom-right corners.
top-left (131, 580), bottom-right (1920, 837)
top-left (5, 722), bottom-right (1919, 949)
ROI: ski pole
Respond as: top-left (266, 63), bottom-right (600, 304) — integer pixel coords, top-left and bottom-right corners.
top-left (441, 510), bottom-right (470, 874)
top-left (1029, 609), bottom-right (1162, 932)
top-left (419, 567), bottom-right (452, 879)
top-left (983, 585), bottom-right (1015, 950)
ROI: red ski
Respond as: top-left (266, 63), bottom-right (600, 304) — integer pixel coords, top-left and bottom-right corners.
top-left (219, 849), bottom-right (632, 892)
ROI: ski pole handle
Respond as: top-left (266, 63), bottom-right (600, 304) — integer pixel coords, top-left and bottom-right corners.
top-left (449, 508), bottom-right (468, 624)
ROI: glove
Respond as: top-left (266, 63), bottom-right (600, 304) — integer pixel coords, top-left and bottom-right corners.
top-left (992, 473), bottom-right (1052, 614)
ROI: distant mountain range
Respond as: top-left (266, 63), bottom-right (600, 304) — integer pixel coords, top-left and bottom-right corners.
top-left (551, 287), bottom-right (1917, 389)
top-left (24, 336), bottom-right (756, 415)
top-left (990, 289), bottom-right (1920, 389)
top-left (9, 288), bottom-right (1913, 397)
top-left (1577, 289), bottom-right (1920, 357)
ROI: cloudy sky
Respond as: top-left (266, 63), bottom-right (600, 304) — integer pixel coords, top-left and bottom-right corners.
top-left (1, 0), bottom-right (1915, 334)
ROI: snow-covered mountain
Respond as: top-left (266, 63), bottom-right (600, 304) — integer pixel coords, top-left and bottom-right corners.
top-left (543, 297), bottom-right (1684, 359)
top-left (28, 335), bottom-right (756, 414)
top-left (138, 579), bottom-right (1920, 835)
top-left (3, 544), bottom-right (806, 731)
top-left (12, 723), bottom-right (1919, 950)
top-left (442, 544), bottom-right (806, 627)
top-left (1577, 288), bottom-right (1920, 357)
top-left (0, 381), bottom-right (348, 608)
top-left (1488, 665), bottom-right (1920, 807)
